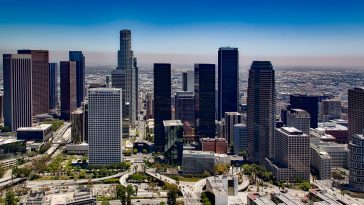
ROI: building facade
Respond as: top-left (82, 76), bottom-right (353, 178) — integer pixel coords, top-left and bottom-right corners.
top-left (49, 63), bottom-right (58, 110)
top-left (60, 61), bottom-right (77, 121)
top-left (247, 61), bottom-right (276, 163)
top-left (224, 112), bottom-right (242, 146)
top-left (69, 51), bottom-right (85, 107)
top-left (88, 88), bottom-right (123, 165)
top-left (163, 120), bottom-right (183, 163)
top-left (3, 54), bottom-right (33, 131)
top-left (182, 71), bottom-right (194, 92)
top-left (175, 91), bottom-right (195, 127)
top-left (290, 95), bottom-right (319, 128)
top-left (233, 123), bottom-right (247, 155)
top-left (320, 99), bottom-right (341, 122)
top-left (71, 109), bottom-right (84, 144)
top-left (200, 138), bottom-right (228, 154)
top-left (154, 63), bottom-right (171, 152)
top-left (286, 108), bottom-right (310, 135)
top-left (348, 87), bottom-right (364, 142)
top-left (349, 132), bottom-right (364, 192)
top-left (195, 64), bottom-right (216, 138)
top-left (218, 47), bottom-right (239, 120)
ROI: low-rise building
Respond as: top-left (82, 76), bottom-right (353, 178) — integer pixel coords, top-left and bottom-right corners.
top-left (318, 122), bottom-right (348, 144)
top-left (17, 124), bottom-right (53, 142)
top-left (206, 175), bottom-right (238, 205)
top-left (66, 143), bottom-right (89, 155)
top-left (200, 137), bottom-right (228, 154)
top-left (182, 150), bottom-right (216, 175)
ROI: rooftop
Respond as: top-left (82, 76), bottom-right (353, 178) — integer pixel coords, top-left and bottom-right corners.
top-left (280, 127), bottom-right (305, 135)
top-left (17, 124), bottom-right (52, 132)
top-left (163, 120), bottom-right (183, 127)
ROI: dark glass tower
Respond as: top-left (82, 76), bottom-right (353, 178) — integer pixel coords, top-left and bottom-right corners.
top-left (247, 61), bottom-right (276, 163)
top-left (218, 47), bottom-right (239, 120)
top-left (154, 63), bottom-right (171, 152)
top-left (348, 87), bottom-right (364, 142)
top-left (60, 61), bottom-right (77, 121)
top-left (290, 95), bottom-right (319, 128)
top-left (69, 51), bottom-right (85, 107)
top-left (49, 63), bottom-right (58, 110)
top-left (195, 64), bottom-right (216, 139)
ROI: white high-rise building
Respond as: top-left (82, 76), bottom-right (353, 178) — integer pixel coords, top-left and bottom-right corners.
top-left (287, 108), bottom-right (311, 135)
top-left (88, 88), bottom-right (123, 165)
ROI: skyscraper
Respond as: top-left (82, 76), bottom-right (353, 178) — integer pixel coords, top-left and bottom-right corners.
top-left (247, 61), bottom-right (276, 163)
top-left (88, 88), bottom-right (123, 165)
top-left (154, 63), bottom-right (171, 152)
top-left (163, 120), bottom-right (183, 164)
top-left (286, 108), bottom-right (311, 135)
top-left (218, 47), bottom-right (239, 120)
top-left (18, 50), bottom-right (49, 115)
top-left (49, 63), bottom-right (58, 110)
top-left (182, 71), bottom-right (194, 92)
top-left (60, 61), bottom-right (77, 121)
top-left (3, 54), bottom-right (33, 131)
top-left (175, 91), bottom-right (195, 127)
top-left (224, 112), bottom-right (243, 145)
top-left (319, 99), bottom-right (341, 122)
top-left (233, 124), bottom-right (247, 155)
top-left (349, 131), bottom-right (364, 192)
top-left (348, 87), bottom-right (364, 142)
top-left (195, 64), bottom-right (216, 139)
top-left (69, 51), bottom-right (85, 107)
top-left (290, 95), bottom-right (319, 128)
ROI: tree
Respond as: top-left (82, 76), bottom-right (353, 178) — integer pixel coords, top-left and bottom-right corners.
top-left (116, 185), bottom-right (126, 205)
top-left (214, 163), bottom-right (229, 175)
top-left (167, 189), bottom-right (177, 205)
top-left (0, 163), bottom-right (6, 178)
top-left (133, 149), bottom-right (138, 154)
top-left (126, 185), bottom-right (135, 205)
top-left (5, 190), bottom-right (16, 205)
top-left (142, 149), bottom-right (148, 154)
top-left (299, 181), bottom-right (311, 191)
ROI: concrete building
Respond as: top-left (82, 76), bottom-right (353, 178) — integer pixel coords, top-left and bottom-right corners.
top-left (3, 54), bottom-right (33, 131)
top-left (18, 50), bottom-right (49, 116)
top-left (206, 175), bottom-right (238, 205)
top-left (66, 143), bottom-right (89, 155)
top-left (218, 47), bottom-right (239, 120)
top-left (60, 61), bottom-right (77, 121)
top-left (310, 145), bottom-right (332, 180)
top-left (71, 109), bottom-right (85, 144)
top-left (224, 112), bottom-right (242, 145)
top-left (217, 120), bottom-right (225, 139)
top-left (146, 92), bottom-right (154, 120)
top-left (88, 88), bottom-right (122, 165)
top-left (318, 122), bottom-right (349, 144)
top-left (195, 64), bottom-right (216, 138)
top-left (247, 61), bottom-right (276, 163)
top-left (154, 63), bottom-right (171, 153)
top-left (0, 137), bottom-right (26, 157)
top-left (69, 51), bottom-right (85, 107)
top-left (320, 99), bottom-right (342, 122)
top-left (163, 120), bottom-right (183, 164)
top-left (182, 71), bottom-right (194, 92)
top-left (182, 150), bottom-right (216, 175)
top-left (349, 132), bottom-right (364, 192)
top-left (49, 63), bottom-right (58, 110)
top-left (265, 127), bottom-right (310, 182)
top-left (17, 124), bottom-right (53, 142)
top-left (308, 189), bottom-right (344, 205)
top-left (348, 87), bottom-right (364, 142)
top-left (247, 193), bottom-right (275, 205)
top-left (286, 108), bottom-right (310, 135)
top-left (175, 91), bottom-right (194, 127)
top-left (200, 137), bottom-right (228, 154)
top-left (233, 123), bottom-right (247, 155)
top-left (290, 95), bottom-right (320, 128)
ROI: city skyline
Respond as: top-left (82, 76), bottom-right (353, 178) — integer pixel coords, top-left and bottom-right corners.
top-left (1, 1), bottom-right (364, 68)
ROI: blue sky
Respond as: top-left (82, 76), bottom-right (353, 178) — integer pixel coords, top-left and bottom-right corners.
top-left (1, 0), bottom-right (364, 67)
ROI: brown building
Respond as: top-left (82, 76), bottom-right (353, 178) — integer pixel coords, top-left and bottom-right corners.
top-left (60, 61), bottom-right (77, 121)
top-left (200, 138), bottom-right (228, 154)
top-left (146, 92), bottom-right (154, 120)
top-left (348, 87), bottom-right (364, 141)
top-left (18, 50), bottom-right (49, 116)
top-left (183, 121), bottom-right (195, 143)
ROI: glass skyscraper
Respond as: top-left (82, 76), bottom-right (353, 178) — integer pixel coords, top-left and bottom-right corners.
top-left (69, 51), bottom-right (85, 107)
top-left (49, 63), bottom-right (58, 110)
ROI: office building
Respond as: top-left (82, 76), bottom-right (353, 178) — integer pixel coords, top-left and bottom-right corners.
top-left (16, 124), bottom-right (53, 142)
top-left (224, 112), bottom-right (242, 145)
top-left (320, 99), bottom-right (341, 122)
top-left (60, 61), bottom-right (77, 121)
top-left (111, 69), bottom-right (129, 136)
top-left (247, 61), bottom-right (276, 163)
top-left (348, 87), bottom-right (364, 142)
top-left (182, 71), bottom-right (194, 92)
top-left (195, 64), bottom-right (216, 138)
top-left (217, 121), bottom-right (225, 139)
top-left (349, 132), bottom-right (364, 192)
top-left (233, 124), bottom-right (247, 155)
top-left (69, 51), bottom-right (85, 107)
top-left (286, 108), bottom-right (310, 135)
top-left (175, 91), bottom-right (195, 126)
top-left (182, 150), bottom-right (216, 175)
top-left (18, 50), bottom-right (49, 116)
top-left (218, 47), bottom-right (239, 120)
top-left (265, 127), bottom-right (310, 182)
top-left (183, 121), bottom-right (195, 143)
top-left (154, 63), bottom-right (171, 152)
top-left (290, 95), bottom-right (319, 128)
top-left (3, 54), bottom-right (33, 131)
top-left (200, 138), bottom-right (228, 154)
top-left (318, 122), bottom-right (349, 144)
top-left (163, 120), bottom-right (183, 163)
top-left (146, 92), bottom-right (154, 120)
top-left (0, 94), bottom-right (3, 123)
top-left (206, 175), bottom-right (239, 205)
top-left (71, 109), bottom-right (85, 144)
top-left (88, 88), bottom-right (122, 165)
top-left (49, 63), bottom-right (58, 110)
top-left (310, 145), bottom-right (332, 180)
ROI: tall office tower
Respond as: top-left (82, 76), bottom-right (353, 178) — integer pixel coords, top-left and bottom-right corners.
top-left (163, 120), bottom-right (183, 164)
top-left (154, 63), bottom-right (171, 152)
top-left (224, 112), bottom-right (243, 145)
top-left (71, 109), bottom-right (84, 144)
top-left (175, 91), bottom-right (195, 127)
top-left (0, 94), bottom-right (3, 123)
top-left (290, 95), bottom-right (319, 128)
top-left (349, 131), bottom-right (364, 192)
top-left (348, 87), bottom-right (364, 142)
top-left (49, 63), bottom-right (58, 110)
top-left (60, 61), bottom-right (77, 121)
top-left (195, 64), bottom-right (216, 139)
top-left (247, 61), bottom-right (276, 163)
top-left (320, 99), bottom-right (341, 122)
top-left (233, 124), bottom-right (247, 155)
top-left (134, 57), bottom-right (139, 118)
top-left (69, 51), bottom-right (85, 107)
top-left (218, 47), bottom-right (239, 120)
top-left (265, 127), bottom-right (310, 182)
top-left (286, 108), bottom-right (311, 135)
top-left (18, 50), bottom-right (49, 115)
top-left (146, 92), bottom-right (154, 120)
top-left (182, 71), bottom-right (194, 92)
top-left (3, 54), bottom-right (32, 131)
top-left (88, 88), bottom-right (123, 165)
top-left (111, 69), bottom-right (129, 136)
